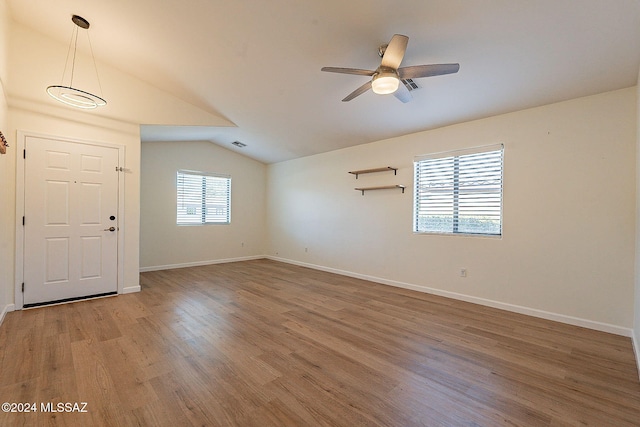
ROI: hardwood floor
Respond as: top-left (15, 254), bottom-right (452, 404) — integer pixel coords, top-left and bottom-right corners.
top-left (1, 259), bottom-right (639, 426)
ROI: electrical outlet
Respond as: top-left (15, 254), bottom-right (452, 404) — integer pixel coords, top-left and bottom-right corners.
top-left (460, 268), bottom-right (467, 277)
top-left (305, 247), bottom-right (308, 253)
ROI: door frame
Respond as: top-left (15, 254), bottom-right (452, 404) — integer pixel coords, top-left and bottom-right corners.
top-left (14, 130), bottom-right (126, 310)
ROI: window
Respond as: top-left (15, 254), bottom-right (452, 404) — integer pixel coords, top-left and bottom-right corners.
top-left (413, 144), bottom-right (503, 236)
top-left (177, 170), bottom-right (231, 225)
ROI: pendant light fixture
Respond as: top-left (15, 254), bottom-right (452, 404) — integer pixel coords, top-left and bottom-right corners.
top-left (46, 15), bottom-right (106, 109)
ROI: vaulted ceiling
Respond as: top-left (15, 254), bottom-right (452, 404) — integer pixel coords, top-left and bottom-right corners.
top-left (7, 0), bottom-right (640, 163)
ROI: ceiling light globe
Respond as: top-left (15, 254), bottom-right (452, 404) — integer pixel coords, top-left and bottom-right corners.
top-left (371, 72), bottom-right (400, 95)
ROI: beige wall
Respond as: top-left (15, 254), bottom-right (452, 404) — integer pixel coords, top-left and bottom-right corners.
top-left (634, 70), bottom-right (640, 369)
top-left (140, 141), bottom-right (267, 270)
top-left (0, 0), bottom-right (11, 319)
top-left (267, 87), bottom-right (637, 333)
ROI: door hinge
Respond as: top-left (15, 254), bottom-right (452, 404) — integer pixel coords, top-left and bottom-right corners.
top-left (22, 216), bottom-right (25, 226)
top-left (23, 149), bottom-right (26, 159)
top-left (21, 283), bottom-right (24, 293)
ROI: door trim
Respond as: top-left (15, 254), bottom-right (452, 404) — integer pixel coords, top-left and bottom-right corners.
top-left (15, 130), bottom-right (126, 310)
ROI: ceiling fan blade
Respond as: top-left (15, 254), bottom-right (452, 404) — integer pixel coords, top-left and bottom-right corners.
top-left (398, 63), bottom-right (460, 79)
top-left (393, 81), bottom-right (412, 103)
top-left (381, 34), bottom-right (409, 69)
top-left (321, 67), bottom-right (375, 76)
top-left (342, 80), bottom-right (372, 102)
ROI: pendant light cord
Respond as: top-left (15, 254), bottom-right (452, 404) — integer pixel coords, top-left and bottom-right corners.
top-left (70, 25), bottom-right (78, 87)
top-left (58, 23), bottom-right (102, 96)
top-left (59, 25), bottom-right (76, 87)
top-left (86, 30), bottom-right (105, 99)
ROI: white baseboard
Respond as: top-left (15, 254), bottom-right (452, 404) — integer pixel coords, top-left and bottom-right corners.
top-left (633, 330), bottom-right (640, 380)
top-left (122, 286), bottom-right (141, 294)
top-left (268, 256), bottom-right (633, 338)
top-left (0, 304), bottom-right (16, 326)
top-left (139, 255), bottom-right (266, 273)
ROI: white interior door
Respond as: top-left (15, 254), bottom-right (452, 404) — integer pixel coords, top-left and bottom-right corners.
top-left (24, 136), bottom-right (119, 306)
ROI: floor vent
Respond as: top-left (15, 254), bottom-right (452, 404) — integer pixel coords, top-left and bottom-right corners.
top-left (231, 141), bottom-right (247, 148)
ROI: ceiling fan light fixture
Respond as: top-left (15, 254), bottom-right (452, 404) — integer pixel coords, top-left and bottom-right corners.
top-left (371, 71), bottom-right (399, 95)
top-left (321, 34), bottom-right (459, 102)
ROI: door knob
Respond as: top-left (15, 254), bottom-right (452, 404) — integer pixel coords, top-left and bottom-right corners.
top-left (104, 226), bottom-right (116, 232)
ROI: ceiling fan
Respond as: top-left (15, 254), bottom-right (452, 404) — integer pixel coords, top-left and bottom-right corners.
top-left (321, 34), bottom-right (459, 103)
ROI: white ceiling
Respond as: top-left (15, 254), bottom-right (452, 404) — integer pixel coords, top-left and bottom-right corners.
top-left (7, 0), bottom-right (640, 164)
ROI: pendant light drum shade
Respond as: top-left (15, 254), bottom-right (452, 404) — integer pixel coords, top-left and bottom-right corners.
top-left (46, 15), bottom-right (107, 109)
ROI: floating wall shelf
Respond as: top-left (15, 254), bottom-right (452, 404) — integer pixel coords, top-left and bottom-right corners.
top-left (355, 185), bottom-right (405, 195)
top-left (348, 166), bottom-right (397, 179)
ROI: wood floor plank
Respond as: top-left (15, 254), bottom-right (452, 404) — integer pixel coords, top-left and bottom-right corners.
top-left (0, 259), bottom-right (639, 426)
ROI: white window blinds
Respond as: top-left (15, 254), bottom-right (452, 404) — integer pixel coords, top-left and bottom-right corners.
top-left (177, 170), bottom-right (231, 225)
top-left (413, 144), bottom-right (503, 236)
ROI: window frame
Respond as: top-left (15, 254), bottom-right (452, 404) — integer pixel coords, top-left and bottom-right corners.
top-left (413, 144), bottom-right (504, 237)
top-left (176, 169), bottom-right (231, 226)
